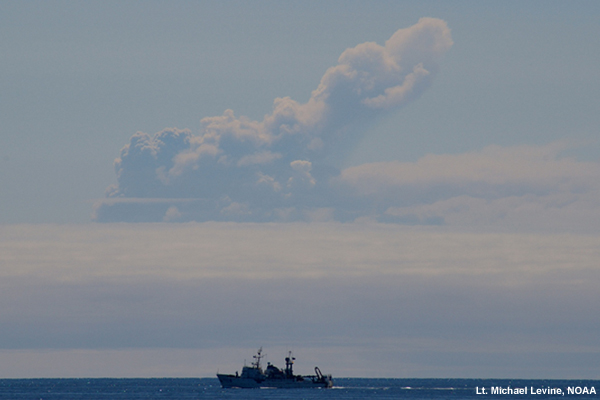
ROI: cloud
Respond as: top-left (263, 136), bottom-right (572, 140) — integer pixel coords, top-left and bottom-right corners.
top-left (339, 142), bottom-right (598, 194)
top-left (2, 223), bottom-right (600, 377)
top-left (336, 142), bottom-right (600, 232)
top-left (93, 18), bottom-right (600, 233)
top-left (97, 130), bottom-right (600, 232)
top-left (95, 18), bottom-right (453, 222)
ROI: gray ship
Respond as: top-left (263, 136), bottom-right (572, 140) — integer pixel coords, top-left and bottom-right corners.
top-left (217, 348), bottom-right (333, 388)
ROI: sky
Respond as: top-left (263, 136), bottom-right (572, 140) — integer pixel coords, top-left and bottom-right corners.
top-left (1, 0), bottom-right (600, 378)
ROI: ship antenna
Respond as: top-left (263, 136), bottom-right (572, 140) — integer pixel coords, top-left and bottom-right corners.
top-left (284, 350), bottom-right (295, 377)
top-left (252, 347), bottom-right (264, 369)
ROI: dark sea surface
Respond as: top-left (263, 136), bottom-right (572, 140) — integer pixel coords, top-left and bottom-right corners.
top-left (0, 378), bottom-right (597, 400)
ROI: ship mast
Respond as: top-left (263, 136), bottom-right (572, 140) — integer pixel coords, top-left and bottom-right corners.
top-left (252, 347), bottom-right (264, 370)
top-left (284, 351), bottom-right (295, 377)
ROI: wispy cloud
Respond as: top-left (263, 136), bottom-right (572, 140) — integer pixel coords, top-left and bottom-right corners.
top-left (338, 142), bottom-right (600, 232)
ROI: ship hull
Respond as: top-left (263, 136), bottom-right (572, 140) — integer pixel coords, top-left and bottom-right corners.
top-left (217, 374), bottom-right (332, 389)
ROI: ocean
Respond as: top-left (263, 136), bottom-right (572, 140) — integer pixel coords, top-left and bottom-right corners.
top-left (0, 378), bottom-right (597, 400)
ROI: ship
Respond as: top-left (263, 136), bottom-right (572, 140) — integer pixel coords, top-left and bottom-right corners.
top-left (217, 347), bottom-right (333, 388)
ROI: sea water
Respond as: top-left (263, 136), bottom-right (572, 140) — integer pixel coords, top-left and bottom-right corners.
top-left (0, 378), bottom-right (597, 399)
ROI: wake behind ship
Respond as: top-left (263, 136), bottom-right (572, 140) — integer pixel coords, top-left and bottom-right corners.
top-left (217, 348), bottom-right (333, 388)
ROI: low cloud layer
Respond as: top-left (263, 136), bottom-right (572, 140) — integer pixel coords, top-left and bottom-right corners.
top-left (95, 18), bottom-right (454, 223)
top-left (2, 224), bottom-right (599, 377)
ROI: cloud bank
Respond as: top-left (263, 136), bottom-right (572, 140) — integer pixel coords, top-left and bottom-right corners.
top-left (95, 18), bottom-right (454, 222)
top-left (2, 224), bottom-right (599, 377)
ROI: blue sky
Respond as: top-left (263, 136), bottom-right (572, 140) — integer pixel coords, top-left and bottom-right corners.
top-left (1, 1), bottom-right (600, 378)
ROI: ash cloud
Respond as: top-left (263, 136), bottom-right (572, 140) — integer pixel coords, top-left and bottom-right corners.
top-left (92, 19), bottom-right (600, 234)
top-left (95, 18), bottom-right (453, 222)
